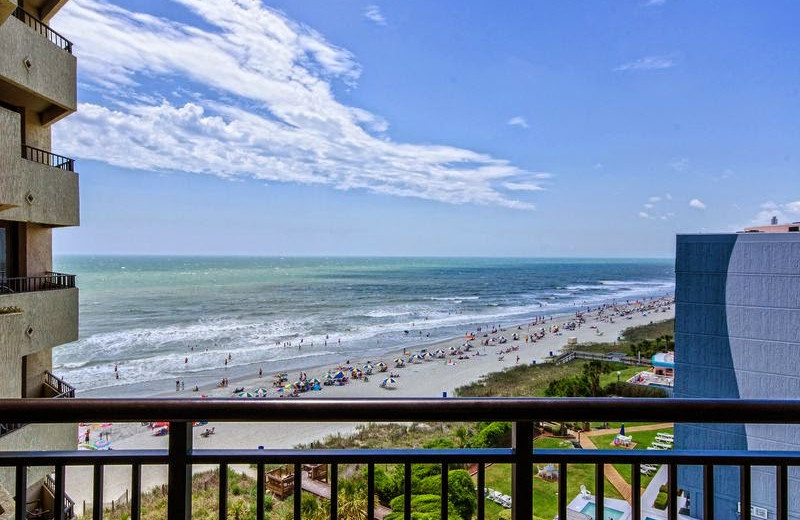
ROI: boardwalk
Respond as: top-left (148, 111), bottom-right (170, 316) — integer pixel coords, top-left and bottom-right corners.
top-left (300, 474), bottom-right (393, 520)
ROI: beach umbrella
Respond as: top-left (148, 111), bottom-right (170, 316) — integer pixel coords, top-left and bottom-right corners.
top-left (377, 361), bottom-right (388, 372)
top-left (333, 371), bottom-right (346, 379)
top-left (308, 378), bottom-right (321, 385)
top-left (381, 377), bottom-right (398, 388)
top-left (363, 364), bottom-right (374, 374)
top-left (410, 354), bottom-right (422, 363)
top-left (394, 358), bottom-right (405, 367)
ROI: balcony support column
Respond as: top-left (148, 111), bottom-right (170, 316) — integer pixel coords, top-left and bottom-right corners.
top-left (168, 421), bottom-right (192, 520)
top-left (512, 421), bottom-right (533, 520)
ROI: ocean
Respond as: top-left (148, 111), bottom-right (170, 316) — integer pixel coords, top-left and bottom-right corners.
top-left (52, 256), bottom-right (675, 396)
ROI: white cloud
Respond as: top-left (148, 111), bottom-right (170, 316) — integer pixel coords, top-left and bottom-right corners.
top-left (638, 211), bottom-right (651, 219)
top-left (507, 116), bottom-right (529, 129)
top-left (671, 158), bottom-right (689, 172)
top-left (615, 55), bottom-right (674, 72)
top-left (689, 198), bottom-right (707, 210)
top-left (665, 193), bottom-right (672, 200)
top-left (644, 0), bottom-right (667, 6)
top-left (503, 182), bottom-right (545, 192)
top-left (753, 200), bottom-right (800, 224)
top-left (53, 0), bottom-right (543, 210)
top-left (363, 5), bottom-right (386, 26)
top-left (643, 203), bottom-right (654, 209)
top-left (648, 196), bottom-right (661, 203)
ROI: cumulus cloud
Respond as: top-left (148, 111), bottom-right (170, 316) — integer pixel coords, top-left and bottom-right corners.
top-left (638, 211), bottom-right (651, 219)
top-left (53, 0), bottom-right (541, 210)
top-left (689, 198), bottom-right (707, 210)
top-left (615, 55), bottom-right (674, 72)
top-left (363, 5), bottom-right (386, 25)
top-left (507, 116), bottom-right (529, 129)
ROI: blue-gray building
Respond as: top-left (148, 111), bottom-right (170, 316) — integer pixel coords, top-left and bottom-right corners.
top-left (675, 232), bottom-right (800, 519)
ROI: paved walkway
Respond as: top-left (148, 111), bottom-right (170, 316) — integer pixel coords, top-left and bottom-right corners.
top-left (575, 423), bottom-right (674, 501)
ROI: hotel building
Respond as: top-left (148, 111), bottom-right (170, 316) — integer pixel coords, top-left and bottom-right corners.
top-left (674, 229), bottom-right (800, 519)
top-left (0, 0), bottom-right (78, 517)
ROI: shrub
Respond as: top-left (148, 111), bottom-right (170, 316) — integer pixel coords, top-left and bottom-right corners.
top-left (423, 437), bottom-right (455, 449)
top-left (372, 465), bottom-right (402, 505)
top-left (447, 470), bottom-right (477, 520)
top-left (468, 422), bottom-right (511, 448)
top-left (604, 381), bottom-right (668, 398)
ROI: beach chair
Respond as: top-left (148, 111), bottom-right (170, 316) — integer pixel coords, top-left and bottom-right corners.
top-left (580, 484), bottom-right (592, 498)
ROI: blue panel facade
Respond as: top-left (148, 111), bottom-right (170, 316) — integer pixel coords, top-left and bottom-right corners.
top-left (675, 233), bottom-right (800, 520)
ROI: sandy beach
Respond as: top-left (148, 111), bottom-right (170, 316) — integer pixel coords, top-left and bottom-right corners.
top-left (65, 296), bottom-right (674, 510)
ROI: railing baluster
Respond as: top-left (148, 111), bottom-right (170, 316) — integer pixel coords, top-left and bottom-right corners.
top-left (15, 464), bottom-right (27, 520)
top-left (54, 464), bottom-right (66, 520)
top-left (404, 463), bottom-right (412, 520)
top-left (131, 463), bottom-right (142, 520)
top-left (703, 464), bottom-right (713, 520)
top-left (511, 421), bottom-right (533, 520)
top-left (294, 462), bottom-right (302, 520)
top-left (218, 463), bottom-right (227, 520)
top-left (367, 463), bottom-right (375, 520)
top-left (776, 464), bottom-right (787, 520)
top-left (667, 463), bottom-right (677, 520)
top-left (631, 463), bottom-right (640, 520)
top-left (168, 421), bottom-right (192, 520)
top-left (440, 463), bottom-right (448, 520)
top-left (558, 463), bottom-right (567, 520)
top-left (330, 463), bottom-right (339, 520)
top-left (256, 463), bottom-right (264, 520)
top-left (477, 463), bottom-right (485, 520)
top-left (740, 465), bottom-right (751, 520)
top-left (595, 463), bottom-right (604, 519)
top-left (93, 464), bottom-right (104, 520)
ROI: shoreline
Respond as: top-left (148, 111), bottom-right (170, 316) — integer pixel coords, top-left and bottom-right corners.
top-left (78, 293), bottom-right (674, 399)
top-left (66, 296), bottom-right (674, 508)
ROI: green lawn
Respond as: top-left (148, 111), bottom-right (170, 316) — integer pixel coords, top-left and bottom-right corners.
top-left (477, 461), bottom-right (624, 520)
top-left (534, 436), bottom-right (574, 449)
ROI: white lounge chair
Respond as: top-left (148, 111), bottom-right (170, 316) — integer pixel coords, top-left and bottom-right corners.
top-left (580, 484), bottom-right (592, 498)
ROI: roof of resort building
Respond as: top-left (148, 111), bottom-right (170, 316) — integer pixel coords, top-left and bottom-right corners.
top-left (651, 351), bottom-right (675, 369)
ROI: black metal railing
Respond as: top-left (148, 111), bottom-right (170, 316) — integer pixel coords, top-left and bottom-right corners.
top-left (44, 371), bottom-right (76, 399)
top-left (21, 145), bottom-right (75, 172)
top-left (11, 7), bottom-right (73, 53)
top-left (0, 272), bottom-right (76, 294)
top-left (44, 474), bottom-right (76, 520)
top-left (0, 398), bottom-right (797, 520)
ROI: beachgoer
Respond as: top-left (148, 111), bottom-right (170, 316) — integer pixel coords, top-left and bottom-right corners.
top-left (258, 367), bottom-right (263, 377)
top-left (176, 380), bottom-right (180, 391)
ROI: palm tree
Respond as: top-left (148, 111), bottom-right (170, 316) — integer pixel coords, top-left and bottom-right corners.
top-left (454, 426), bottom-right (469, 448)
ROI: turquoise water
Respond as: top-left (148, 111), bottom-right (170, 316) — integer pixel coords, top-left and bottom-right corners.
top-left (51, 256), bottom-right (674, 395)
top-left (580, 502), bottom-right (625, 520)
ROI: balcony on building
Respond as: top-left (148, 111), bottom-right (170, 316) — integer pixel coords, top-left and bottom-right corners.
top-left (0, 105), bottom-right (79, 226)
top-left (0, 1), bottom-right (76, 127)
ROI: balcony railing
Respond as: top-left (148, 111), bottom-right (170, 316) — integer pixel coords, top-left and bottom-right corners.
top-left (44, 371), bottom-right (76, 399)
top-left (11, 7), bottom-right (73, 53)
top-left (21, 145), bottom-right (75, 172)
top-left (0, 398), bottom-right (797, 520)
top-left (0, 272), bottom-right (76, 294)
top-left (43, 474), bottom-right (76, 520)
top-left (0, 373), bottom-right (75, 439)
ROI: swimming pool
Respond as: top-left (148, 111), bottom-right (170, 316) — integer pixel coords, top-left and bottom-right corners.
top-left (579, 502), bottom-right (625, 520)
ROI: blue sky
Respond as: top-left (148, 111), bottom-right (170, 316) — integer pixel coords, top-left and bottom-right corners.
top-left (51, 0), bottom-right (800, 257)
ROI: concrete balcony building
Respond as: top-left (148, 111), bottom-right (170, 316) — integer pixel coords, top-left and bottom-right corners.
top-left (0, 0), bottom-right (79, 517)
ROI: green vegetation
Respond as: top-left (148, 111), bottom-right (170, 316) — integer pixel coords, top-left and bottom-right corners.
top-left (589, 427), bottom-right (674, 492)
top-left (570, 319), bottom-right (675, 357)
top-left (481, 463), bottom-right (623, 520)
